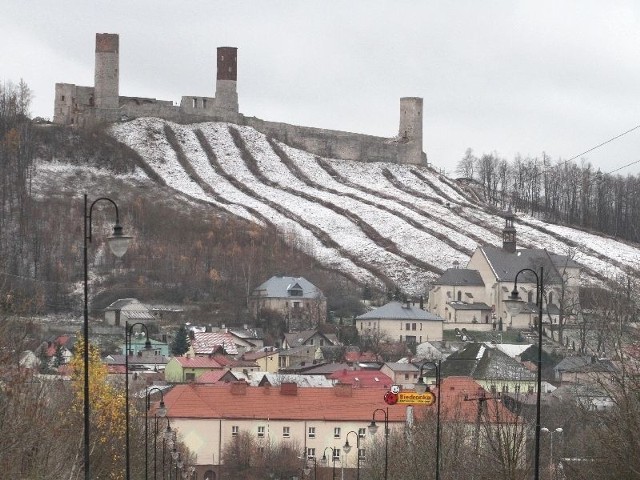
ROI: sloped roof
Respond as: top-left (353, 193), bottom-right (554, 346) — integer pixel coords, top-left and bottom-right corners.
top-left (195, 370), bottom-right (235, 384)
top-left (163, 377), bottom-right (518, 424)
top-left (232, 372), bottom-right (336, 388)
top-left (384, 362), bottom-right (419, 373)
top-left (173, 356), bottom-right (223, 369)
top-left (105, 298), bottom-right (140, 310)
top-left (106, 354), bottom-right (170, 366)
top-left (441, 343), bottom-right (536, 382)
top-left (357, 301), bottom-right (443, 321)
top-left (433, 268), bottom-right (485, 286)
top-left (328, 369), bottom-right (392, 387)
top-left (479, 246), bottom-right (564, 284)
top-left (448, 302), bottom-right (492, 311)
top-left (192, 332), bottom-right (239, 355)
top-left (283, 330), bottom-right (337, 348)
top-left (252, 275), bottom-right (324, 299)
top-left (554, 356), bottom-right (617, 374)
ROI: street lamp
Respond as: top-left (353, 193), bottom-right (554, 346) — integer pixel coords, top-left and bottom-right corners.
top-left (146, 387), bottom-right (167, 480)
top-left (504, 267), bottom-right (544, 480)
top-left (125, 321), bottom-right (152, 480)
top-left (83, 194), bottom-right (132, 480)
top-left (541, 427), bottom-right (563, 479)
top-left (416, 360), bottom-right (442, 480)
top-left (321, 447), bottom-right (337, 480)
top-left (163, 420), bottom-right (175, 480)
top-left (368, 408), bottom-right (389, 480)
top-left (343, 430), bottom-right (361, 480)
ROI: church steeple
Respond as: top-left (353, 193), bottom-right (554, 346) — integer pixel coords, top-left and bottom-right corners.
top-left (503, 208), bottom-right (516, 253)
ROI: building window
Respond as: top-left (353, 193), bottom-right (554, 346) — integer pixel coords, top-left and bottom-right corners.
top-left (283, 426), bottom-right (290, 438)
top-left (515, 385), bottom-right (521, 393)
top-left (232, 425), bottom-right (239, 436)
top-left (412, 323), bottom-right (417, 331)
top-left (490, 385), bottom-right (497, 394)
top-left (293, 301), bottom-right (301, 309)
top-left (528, 385), bottom-right (534, 393)
top-left (258, 426), bottom-right (265, 438)
top-left (202, 98), bottom-right (207, 108)
top-left (320, 339), bottom-right (324, 346)
top-left (334, 427), bottom-right (341, 438)
top-left (358, 428), bottom-right (366, 438)
top-left (358, 448), bottom-right (366, 459)
top-left (61, 95), bottom-right (65, 101)
top-left (405, 374), bottom-right (409, 380)
top-left (333, 449), bottom-right (340, 460)
top-left (457, 291), bottom-right (462, 301)
top-left (502, 385), bottom-right (509, 393)
top-left (405, 323), bottom-right (410, 330)
top-left (308, 427), bottom-right (316, 439)
top-left (185, 373), bottom-right (195, 381)
top-left (420, 323), bottom-right (423, 330)
top-left (307, 448), bottom-right (316, 458)
top-left (192, 97), bottom-right (197, 108)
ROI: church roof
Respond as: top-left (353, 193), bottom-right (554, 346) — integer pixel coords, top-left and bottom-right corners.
top-left (479, 246), bottom-right (564, 284)
top-left (433, 268), bottom-right (485, 286)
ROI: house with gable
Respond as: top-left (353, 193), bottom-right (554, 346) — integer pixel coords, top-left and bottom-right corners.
top-left (248, 275), bottom-right (327, 329)
top-left (438, 342), bottom-right (537, 394)
top-left (356, 301), bottom-right (444, 345)
top-left (104, 298), bottom-right (155, 327)
top-left (429, 211), bottom-right (581, 331)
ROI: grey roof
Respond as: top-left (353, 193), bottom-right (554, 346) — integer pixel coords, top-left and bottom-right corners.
top-left (448, 302), bottom-right (492, 311)
top-left (479, 246), bottom-right (564, 284)
top-left (554, 356), bottom-right (617, 374)
top-left (548, 252), bottom-right (581, 270)
top-left (356, 301), bottom-right (443, 321)
top-left (252, 275), bottom-right (324, 299)
top-left (283, 330), bottom-right (338, 348)
top-left (441, 343), bottom-right (536, 381)
top-left (383, 362), bottom-right (419, 373)
top-left (105, 298), bottom-right (140, 310)
top-left (433, 268), bottom-right (485, 286)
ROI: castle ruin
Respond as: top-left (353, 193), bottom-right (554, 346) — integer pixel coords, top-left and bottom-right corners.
top-left (54, 33), bottom-right (426, 166)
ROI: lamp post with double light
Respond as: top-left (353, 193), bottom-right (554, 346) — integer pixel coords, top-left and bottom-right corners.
top-left (321, 447), bottom-right (337, 480)
top-left (368, 408), bottom-right (389, 480)
top-left (541, 427), bottom-right (563, 479)
top-left (83, 195), bottom-right (132, 480)
top-left (343, 430), bottom-right (361, 480)
top-left (415, 360), bottom-right (442, 480)
top-left (146, 387), bottom-right (167, 480)
top-left (504, 267), bottom-right (544, 480)
top-left (125, 321), bottom-right (152, 479)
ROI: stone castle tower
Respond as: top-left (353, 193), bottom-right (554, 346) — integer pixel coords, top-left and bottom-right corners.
top-left (94, 33), bottom-right (119, 110)
top-left (215, 47), bottom-right (238, 112)
top-left (54, 33), bottom-right (427, 166)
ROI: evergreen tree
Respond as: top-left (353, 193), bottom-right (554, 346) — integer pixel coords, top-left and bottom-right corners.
top-left (171, 325), bottom-right (190, 356)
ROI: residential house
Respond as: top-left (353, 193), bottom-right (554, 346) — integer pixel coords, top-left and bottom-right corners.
top-left (328, 368), bottom-right (393, 388)
top-left (164, 354), bottom-right (260, 383)
top-left (160, 376), bottom-right (521, 480)
top-left (380, 362), bottom-right (420, 389)
top-left (277, 345), bottom-right (322, 370)
top-left (248, 275), bottom-right (327, 329)
top-left (428, 211), bottom-right (581, 331)
top-left (282, 330), bottom-right (339, 349)
top-left (45, 335), bottom-right (76, 366)
top-left (121, 337), bottom-right (170, 357)
top-left (242, 347), bottom-right (280, 374)
top-left (104, 298), bottom-right (155, 327)
top-left (190, 331), bottom-right (240, 356)
top-left (439, 343), bottom-right (537, 394)
top-left (553, 355), bottom-right (617, 385)
top-left (356, 301), bottom-right (444, 345)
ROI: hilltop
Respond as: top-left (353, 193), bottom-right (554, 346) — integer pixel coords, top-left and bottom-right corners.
top-left (33, 117), bottom-right (639, 296)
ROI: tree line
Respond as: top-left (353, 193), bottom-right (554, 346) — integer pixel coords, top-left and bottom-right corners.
top-left (457, 149), bottom-right (640, 243)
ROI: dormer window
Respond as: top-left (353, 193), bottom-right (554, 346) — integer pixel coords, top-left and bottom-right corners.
top-left (287, 282), bottom-right (303, 297)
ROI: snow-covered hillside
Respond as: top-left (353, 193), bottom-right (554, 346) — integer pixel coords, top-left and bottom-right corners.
top-left (108, 118), bottom-right (640, 294)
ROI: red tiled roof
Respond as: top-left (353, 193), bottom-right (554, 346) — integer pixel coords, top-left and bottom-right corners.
top-left (195, 370), bottom-right (232, 384)
top-left (163, 376), bottom-right (518, 425)
top-left (328, 369), bottom-right (393, 388)
top-left (175, 356), bottom-right (223, 368)
top-left (192, 332), bottom-right (238, 355)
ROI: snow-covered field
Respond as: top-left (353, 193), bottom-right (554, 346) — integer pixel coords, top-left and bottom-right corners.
top-left (106, 118), bottom-right (640, 294)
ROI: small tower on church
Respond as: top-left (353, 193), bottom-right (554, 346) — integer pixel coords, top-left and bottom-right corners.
top-left (503, 208), bottom-right (516, 253)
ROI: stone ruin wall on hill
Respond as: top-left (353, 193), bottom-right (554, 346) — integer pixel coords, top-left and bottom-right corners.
top-left (53, 33), bottom-right (426, 166)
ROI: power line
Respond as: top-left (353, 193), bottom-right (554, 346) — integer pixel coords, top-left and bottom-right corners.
top-left (565, 123), bottom-right (640, 166)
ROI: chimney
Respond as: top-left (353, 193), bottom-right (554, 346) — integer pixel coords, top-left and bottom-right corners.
top-left (334, 383), bottom-right (353, 397)
top-left (230, 381), bottom-right (248, 395)
top-left (280, 382), bottom-right (298, 396)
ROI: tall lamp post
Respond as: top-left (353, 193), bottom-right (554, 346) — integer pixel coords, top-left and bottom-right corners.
top-left (321, 447), bottom-right (337, 480)
top-left (343, 430), bottom-right (361, 480)
top-left (163, 419), bottom-right (175, 480)
top-left (504, 267), bottom-right (544, 480)
top-left (83, 194), bottom-right (132, 480)
top-left (303, 455), bottom-right (317, 479)
top-left (541, 427), bottom-right (563, 479)
top-left (415, 360), bottom-right (442, 480)
top-left (146, 387), bottom-right (167, 480)
top-left (368, 408), bottom-right (389, 480)
top-left (125, 321), bottom-right (152, 480)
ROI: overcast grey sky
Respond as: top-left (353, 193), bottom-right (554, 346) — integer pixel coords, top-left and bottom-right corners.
top-left (2, 1), bottom-right (640, 175)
